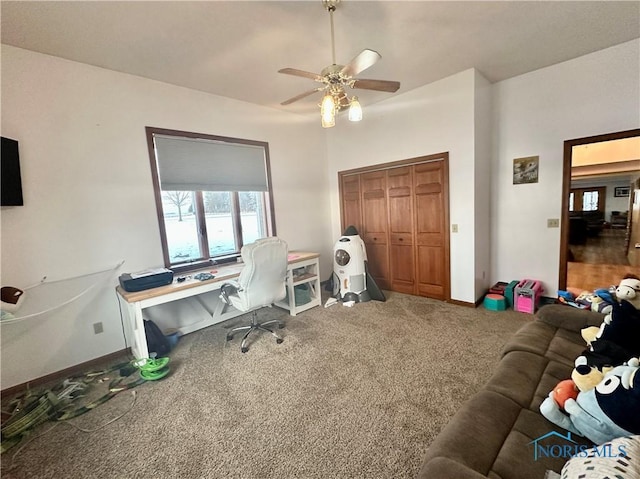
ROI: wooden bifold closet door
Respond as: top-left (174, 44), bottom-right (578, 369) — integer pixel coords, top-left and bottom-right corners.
top-left (338, 154), bottom-right (450, 301)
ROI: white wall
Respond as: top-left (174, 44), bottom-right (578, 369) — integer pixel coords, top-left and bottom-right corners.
top-left (0, 46), bottom-right (332, 389)
top-left (326, 69), bottom-right (479, 303)
top-left (491, 39), bottom-right (640, 296)
top-left (474, 70), bottom-right (493, 300)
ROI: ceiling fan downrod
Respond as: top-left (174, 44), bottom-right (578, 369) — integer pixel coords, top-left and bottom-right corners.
top-left (323, 0), bottom-right (340, 66)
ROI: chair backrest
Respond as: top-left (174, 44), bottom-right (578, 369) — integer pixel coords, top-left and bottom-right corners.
top-left (234, 237), bottom-right (289, 311)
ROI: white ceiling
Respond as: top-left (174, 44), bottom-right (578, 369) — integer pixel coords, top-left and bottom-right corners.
top-left (2, 1), bottom-right (639, 116)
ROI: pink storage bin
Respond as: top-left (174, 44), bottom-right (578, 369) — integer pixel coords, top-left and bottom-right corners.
top-left (514, 279), bottom-right (543, 314)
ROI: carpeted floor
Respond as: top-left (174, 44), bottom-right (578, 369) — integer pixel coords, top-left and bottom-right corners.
top-left (1, 292), bottom-right (530, 478)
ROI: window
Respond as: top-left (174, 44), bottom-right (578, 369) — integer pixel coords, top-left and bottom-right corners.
top-left (582, 191), bottom-right (599, 211)
top-left (146, 127), bottom-right (275, 272)
top-left (569, 186), bottom-right (605, 212)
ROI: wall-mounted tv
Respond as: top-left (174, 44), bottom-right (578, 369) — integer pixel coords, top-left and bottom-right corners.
top-left (1, 137), bottom-right (24, 206)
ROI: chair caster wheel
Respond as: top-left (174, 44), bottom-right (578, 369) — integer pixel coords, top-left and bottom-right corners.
top-left (226, 335), bottom-right (233, 341)
top-left (241, 347), bottom-right (249, 353)
top-left (276, 338), bottom-right (284, 344)
top-left (278, 324), bottom-right (285, 329)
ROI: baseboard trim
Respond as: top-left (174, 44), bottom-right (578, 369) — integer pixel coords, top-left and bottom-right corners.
top-left (1, 348), bottom-right (131, 399)
top-left (447, 298), bottom-right (479, 308)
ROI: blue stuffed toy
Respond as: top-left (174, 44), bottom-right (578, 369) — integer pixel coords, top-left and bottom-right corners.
top-left (540, 358), bottom-right (640, 445)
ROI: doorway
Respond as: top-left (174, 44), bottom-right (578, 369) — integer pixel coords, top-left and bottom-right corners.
top-left (559, 129), bottom-right (640, 292)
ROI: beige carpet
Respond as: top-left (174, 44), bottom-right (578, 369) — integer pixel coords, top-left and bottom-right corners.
top-left (2, 292), bottom-right (530, 478)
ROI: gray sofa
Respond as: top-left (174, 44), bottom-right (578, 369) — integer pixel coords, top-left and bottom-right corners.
top-left (418, 304), bottom-right (605, 479)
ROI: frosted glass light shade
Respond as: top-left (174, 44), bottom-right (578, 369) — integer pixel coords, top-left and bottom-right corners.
top-left (348, 97), bottom-right (362, 122)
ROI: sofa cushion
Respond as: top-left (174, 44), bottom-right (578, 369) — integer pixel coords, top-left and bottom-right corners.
top-left (502, 320), bottom-right (559, 358)
top-left (485, 351), bottom-right (548, 408)
top-left (484, 351), bottom-right (575, 410)
top-left (535, 304), bottom-right (604, 332)
top-left (418, 390), bottom-right (522, 478)
top-left (491, 408), bottom-right (593, 479)
top-left (501, 307), bottom-right (600, 367)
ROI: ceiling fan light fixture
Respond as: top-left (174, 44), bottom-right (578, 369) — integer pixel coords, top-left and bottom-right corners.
top-left (348, 96), bottom-right (362, 122)
top-left (278, 0), bottom-right (400, 128)
top-left (321, 92), bottom-right (336, 117)
top-left (321, 111), bottom-right (336, 128)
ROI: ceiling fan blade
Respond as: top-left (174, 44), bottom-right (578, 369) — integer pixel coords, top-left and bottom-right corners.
top-left (340, 49), bottom-right (381, 77)
top-left (281, 87), bottom-right (324, 106)
top-left (352, 78), bottom-right (401, 93)
top-left (278, 68), bottom-right (323, 82)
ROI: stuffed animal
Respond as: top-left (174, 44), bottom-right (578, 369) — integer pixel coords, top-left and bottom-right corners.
top-left (615, 275), bottom-right (640, 310)
top-left (575, 291), bottom-right (613, 314)
top-left (540, 358), bottom-right (640, 444)
top-left (576, 298), bottom-right (640, 370)
top-left (571, 360), bottom-right (613, 392)
top-left (551, 379), bottom-right (579, 409)
top-left (581, 326), bottom-right (600, 346)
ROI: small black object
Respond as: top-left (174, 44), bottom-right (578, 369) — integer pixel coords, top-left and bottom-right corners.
top-left (177, 276), bottom-right (186, 283)
top-left (276, 339), bottom-right (284, 344)
top-left (119, 269), bottom-right (174, 292)
top-left (144, 319), bottom-right (171, 357)
top-left (241, 347), bottom-right (248, 353)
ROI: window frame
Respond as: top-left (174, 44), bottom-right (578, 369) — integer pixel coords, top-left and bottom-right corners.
top-left (145, 127), bottom-right (276, 273)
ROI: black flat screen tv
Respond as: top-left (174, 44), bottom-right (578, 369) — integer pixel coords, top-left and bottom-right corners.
top-left (1, 137), bottom-right (24, 206)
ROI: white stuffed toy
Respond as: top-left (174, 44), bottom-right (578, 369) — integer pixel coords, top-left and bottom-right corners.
top-left (615, 276), bottom-right (640, 310)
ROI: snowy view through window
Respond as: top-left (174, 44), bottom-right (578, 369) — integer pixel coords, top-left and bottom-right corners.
top-left (162, 191), bottom-right (264, 262)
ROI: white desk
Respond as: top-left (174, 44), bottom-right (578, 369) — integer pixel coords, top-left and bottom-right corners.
top-left (116, 252), bottom-right (321, 359)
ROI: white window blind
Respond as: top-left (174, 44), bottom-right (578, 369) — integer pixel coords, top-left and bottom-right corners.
top-left (154, 135), bottom-right (268, 192)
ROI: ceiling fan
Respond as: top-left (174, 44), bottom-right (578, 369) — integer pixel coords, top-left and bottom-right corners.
top-left (278, 0), bottom-right (401, 126)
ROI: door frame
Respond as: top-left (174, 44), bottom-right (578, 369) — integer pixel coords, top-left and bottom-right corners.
top-left (558, 128), bottom-right (640, 289)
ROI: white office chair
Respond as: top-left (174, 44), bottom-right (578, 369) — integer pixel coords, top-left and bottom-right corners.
top-left (220, 237), bottom-right (289, 353)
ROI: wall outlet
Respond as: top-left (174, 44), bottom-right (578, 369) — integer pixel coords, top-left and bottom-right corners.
top-left (547, 218), bottom-right (560, 228)
top-left (451, 224), bottom-right (459, 233)
top-left (93, 322), bottom-right (104, 334)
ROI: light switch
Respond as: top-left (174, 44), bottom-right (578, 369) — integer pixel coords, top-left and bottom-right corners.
top-left (451, 224), bottom-right (458, 233)
top-left (547, 219), bottom-right (560, 228)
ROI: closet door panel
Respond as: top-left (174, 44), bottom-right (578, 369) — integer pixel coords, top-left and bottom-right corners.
top-left (387, 166), bottom-right (415, 294)
top-left (340, 174), bottom-right (362, 233)
top-left (361, 171), bottom-right (389, 289)
top-left (414, 162), bottom-right (447, 300)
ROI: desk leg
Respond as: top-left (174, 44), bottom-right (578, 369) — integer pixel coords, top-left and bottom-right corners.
top-left (285, 269), bottom-right (296, 316)
top-left (126, 301), bottom-right (149, 360)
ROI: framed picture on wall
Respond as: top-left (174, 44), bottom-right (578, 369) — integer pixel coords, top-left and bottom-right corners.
top-left (513, 156), bottom-right (539, 184)
top-left (614, 186), bottom-right (630, 197)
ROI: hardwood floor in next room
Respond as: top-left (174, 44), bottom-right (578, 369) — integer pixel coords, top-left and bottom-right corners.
top-left (567, 229), bottom-right (638, 292)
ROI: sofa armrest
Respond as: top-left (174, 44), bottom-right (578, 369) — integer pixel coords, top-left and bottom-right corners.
top-left (536, 304), bottom-right (604, 332)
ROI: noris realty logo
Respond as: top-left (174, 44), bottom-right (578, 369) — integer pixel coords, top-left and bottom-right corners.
top-left (528, 431), bottom-right (628, 461)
